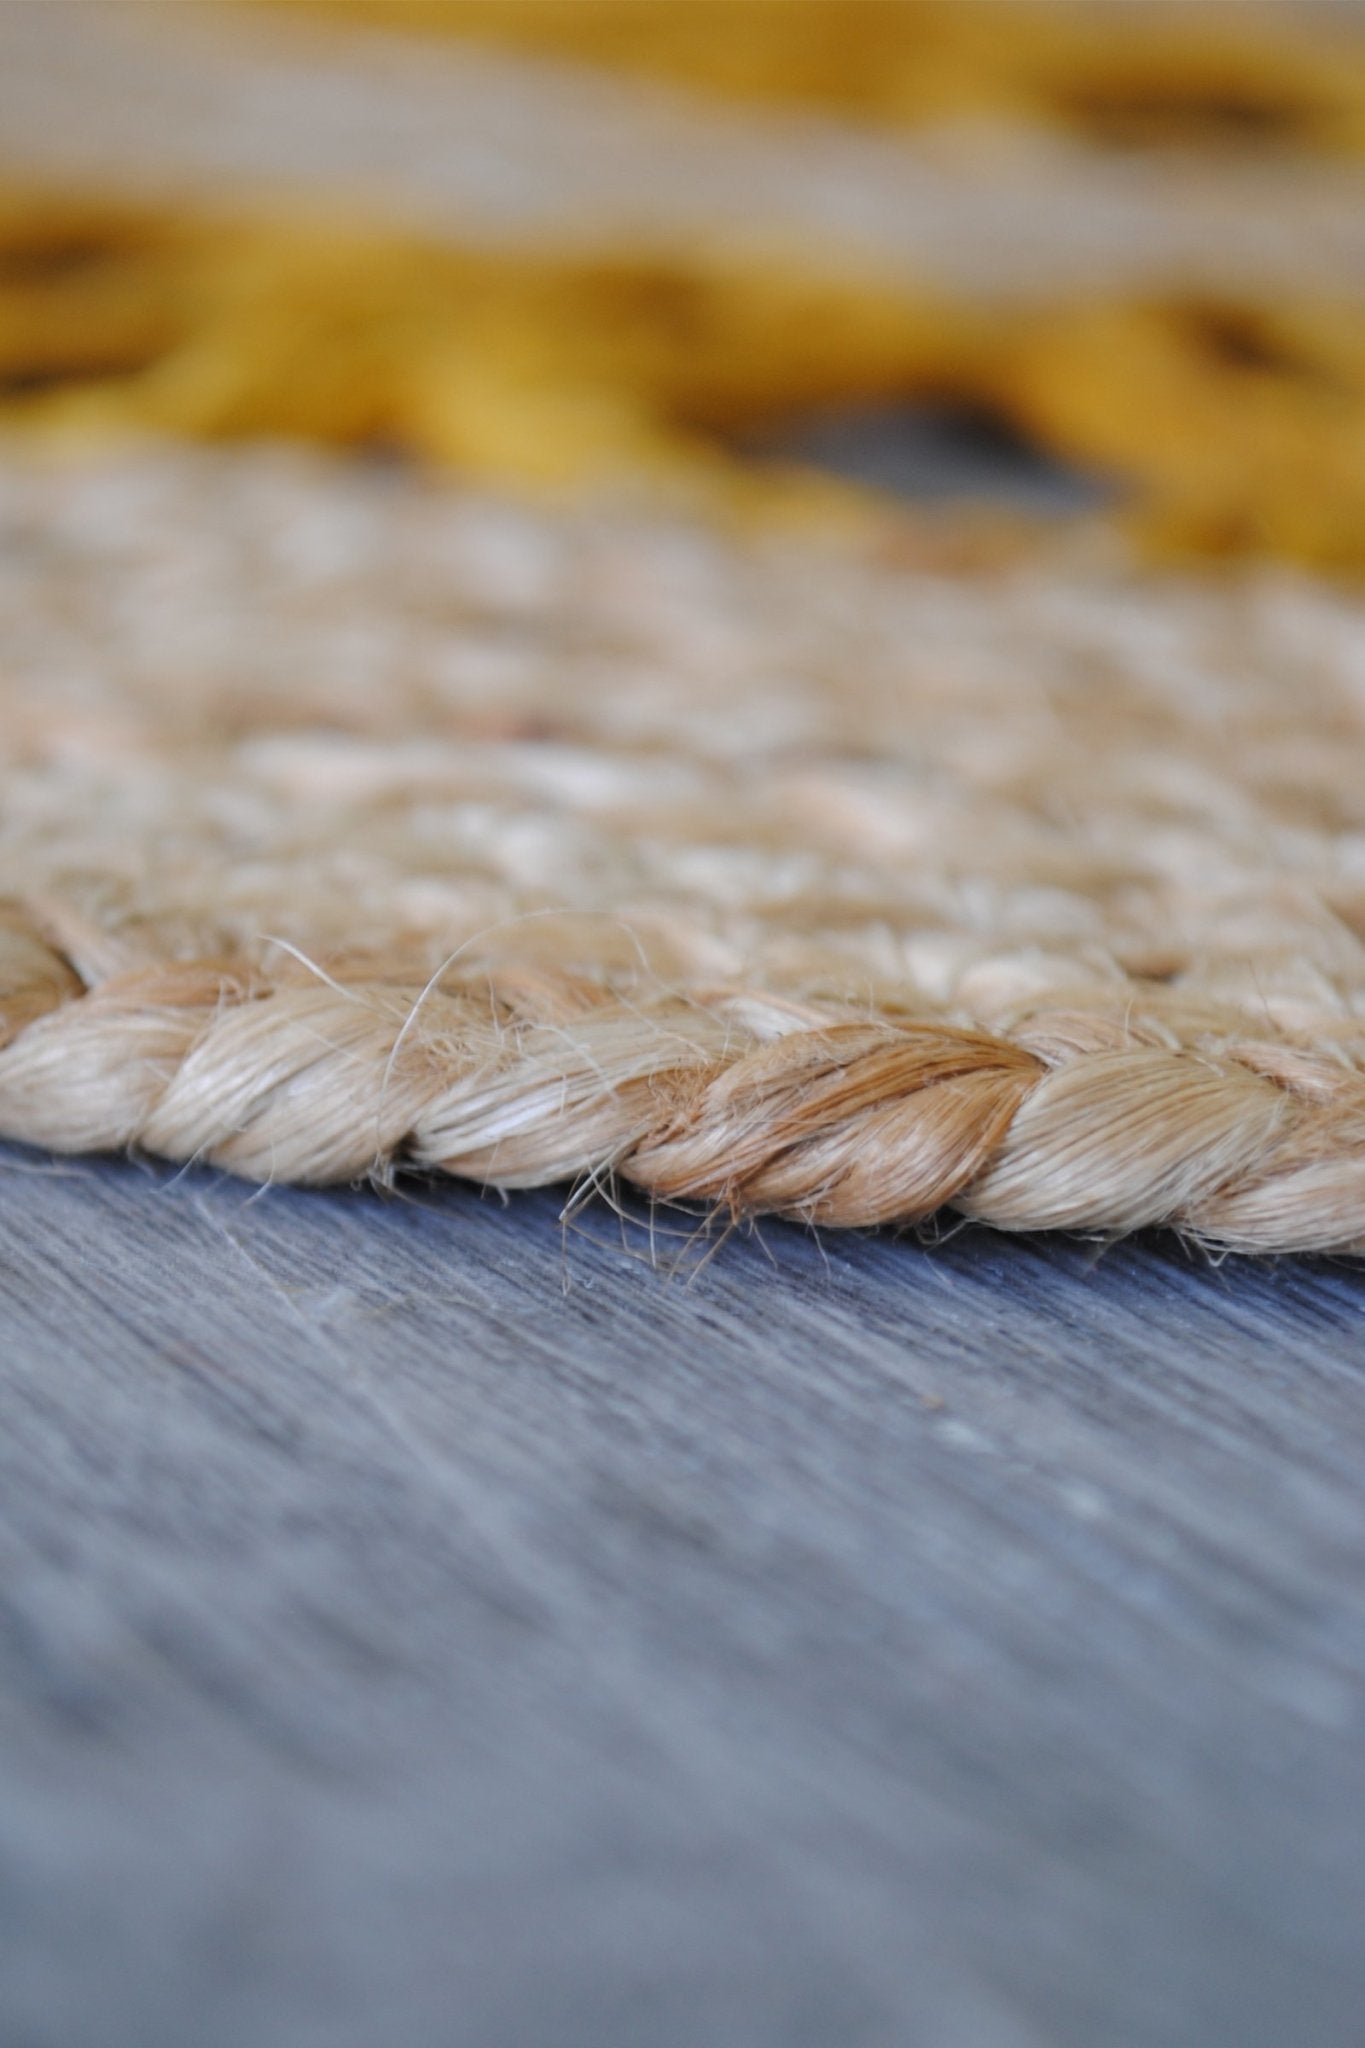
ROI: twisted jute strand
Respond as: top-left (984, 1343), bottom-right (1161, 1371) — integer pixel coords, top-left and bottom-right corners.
top-left (3, 901), bottom-right (1362, 1254)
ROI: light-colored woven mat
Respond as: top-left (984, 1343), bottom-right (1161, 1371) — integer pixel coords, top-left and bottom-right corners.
top-left (4, 4), bottom-right (1365, 1249)
top-left (4, 437), bottom-right (1365, 1251)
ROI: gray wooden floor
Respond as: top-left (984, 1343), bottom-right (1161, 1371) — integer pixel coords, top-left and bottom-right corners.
top-left (1, 1142), bottom-right (1363, 2048)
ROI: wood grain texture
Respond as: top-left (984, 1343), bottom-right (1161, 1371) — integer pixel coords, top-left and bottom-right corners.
top-left (1, 1144), bottom-right (1363, 2048)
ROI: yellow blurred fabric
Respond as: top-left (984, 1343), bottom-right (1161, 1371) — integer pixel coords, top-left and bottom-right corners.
top-left (2, 2), bottom-right (1364, 568)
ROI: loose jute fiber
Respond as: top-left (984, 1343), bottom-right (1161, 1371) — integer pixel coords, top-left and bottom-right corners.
top-left (4, 437), bottom-right (1365, 1252)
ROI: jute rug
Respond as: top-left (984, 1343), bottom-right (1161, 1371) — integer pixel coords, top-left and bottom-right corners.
top-left (4, 436), bottom-right (1365, 1251)
top-left (3, 3), bottom-right (1365, 1250)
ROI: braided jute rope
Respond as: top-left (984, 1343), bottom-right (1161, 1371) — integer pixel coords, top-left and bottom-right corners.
top-left (0, 909), bottom-right (1357, 1253)
top-left (5, 439), bottom-right (1365, 1252)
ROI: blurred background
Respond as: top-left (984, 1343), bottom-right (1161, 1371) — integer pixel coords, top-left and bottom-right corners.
top-left (1, 0), bottom-right (1364, 566)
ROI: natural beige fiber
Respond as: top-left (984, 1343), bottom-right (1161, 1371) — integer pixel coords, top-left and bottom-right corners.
top-left (5, 437), bottom-right (1365, 1252)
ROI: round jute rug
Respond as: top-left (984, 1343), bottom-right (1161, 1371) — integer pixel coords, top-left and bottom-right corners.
top-left (3, 438), bottom-right (1365, 1252)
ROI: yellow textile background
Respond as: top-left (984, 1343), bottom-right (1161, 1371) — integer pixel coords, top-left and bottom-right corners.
top-left (3, 2), bottom-right (1364, 568)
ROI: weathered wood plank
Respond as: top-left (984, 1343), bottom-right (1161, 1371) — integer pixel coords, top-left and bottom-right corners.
top-left (1, 1144), bottom-right (1363, 2048)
